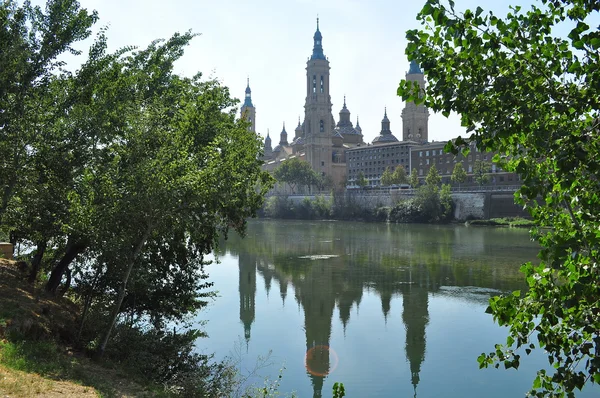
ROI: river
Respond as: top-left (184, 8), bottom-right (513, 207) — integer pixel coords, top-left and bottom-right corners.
top-left (197, 220), bottom-right (599, 397)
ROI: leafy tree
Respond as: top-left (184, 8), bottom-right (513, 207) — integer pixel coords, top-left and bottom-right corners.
top-left (273, 158), bottom-right (317, 193)
top-left (451, 162), bottom-right (467, 190)
top-left (399, 0), bottom-right (600, 394)
top-left (380, 167), bottom-right (394, 186)
top-left (0, 0), bottom-right (97, 225)
top-left (473, 160), bottom-right (492, 186)
top-left (392, 165), bottom-right (409, 185)
top-left (315, 173), bottom-right (334, 192)
top-left (356, 172), bottom-right (368, 189)
top-left (409, 168), bottom-right (420, 188)
top-left (425, 164), bottom-right (441, 188)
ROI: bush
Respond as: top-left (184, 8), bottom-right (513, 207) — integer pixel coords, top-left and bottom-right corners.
top-left (389, 199), bottom-right (425, 223)
top-left (374, 207), bottom-right (390, 222)
top-left (263, 196), bottom-right (294, 219)
top-left (105, 324), bottom-right (235, 397)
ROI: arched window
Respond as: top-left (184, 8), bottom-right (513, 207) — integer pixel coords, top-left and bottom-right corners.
top-left (320, 76), bottom-right (324, 93)
top-left (320, 120), bottom-right (324, 132)
top-left (313, 75), bottom-right (316, 93)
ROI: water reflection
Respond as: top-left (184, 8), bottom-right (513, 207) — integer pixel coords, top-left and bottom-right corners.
top-left (226, 220), bottom-right (537, 397)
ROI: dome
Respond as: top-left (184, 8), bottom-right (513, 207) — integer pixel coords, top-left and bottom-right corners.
top-left (408, 60), bottom-right (423, 74)
top-left (372, 134), bottom-right (399, 144)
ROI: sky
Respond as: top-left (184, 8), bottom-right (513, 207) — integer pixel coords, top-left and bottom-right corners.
top-left (27, 0), bottom-right (584, 144)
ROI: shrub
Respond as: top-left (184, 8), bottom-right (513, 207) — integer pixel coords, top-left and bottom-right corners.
top-left (389, 199), bottom-right (425, 223)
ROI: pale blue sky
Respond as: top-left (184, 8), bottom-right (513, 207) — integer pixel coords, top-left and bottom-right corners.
top-left (29, 0), bottom-right (591, 144)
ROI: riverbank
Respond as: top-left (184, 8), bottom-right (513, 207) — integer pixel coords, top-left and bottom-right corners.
top-left (0, 259), bottom-right (161, 397)
top-left (466, 217), bottom-right (535, 228)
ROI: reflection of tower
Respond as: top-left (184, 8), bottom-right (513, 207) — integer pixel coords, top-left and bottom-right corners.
top-left (296, 260), bottom-right (336, 398)
top-left (239, 252), bottom-right (257, 346)
top-left (402, 282), bottom-right (429, 397)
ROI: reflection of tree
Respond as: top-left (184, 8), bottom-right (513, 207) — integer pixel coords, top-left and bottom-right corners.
top-left (225, 220), bottom-right (537, 394)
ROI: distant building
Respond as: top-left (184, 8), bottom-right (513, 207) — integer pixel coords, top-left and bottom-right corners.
top-left (410, 141), bottom-right (520, 186)
top-left (243, 20), bottom-right (514, 191)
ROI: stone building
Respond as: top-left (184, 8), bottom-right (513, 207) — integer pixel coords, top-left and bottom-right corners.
top-left (411, 141), bottom-right (520, 187)
top-left (247, 19), bottom-right (365, 190)
top-left (343, 62), bottom-right (428, 187)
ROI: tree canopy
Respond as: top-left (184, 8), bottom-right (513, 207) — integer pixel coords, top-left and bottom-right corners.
top-left (398, 0), bottom-right (600, 395)
top-left (451, 162), bottom-right (467, 188)
top-left (0, 1), bottom-right (272, 392)
top-left (273, 157), bottom-right (318, 193)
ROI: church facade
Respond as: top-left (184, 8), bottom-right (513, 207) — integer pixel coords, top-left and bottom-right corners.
top-left (242, 20), bottom-right (430, 190)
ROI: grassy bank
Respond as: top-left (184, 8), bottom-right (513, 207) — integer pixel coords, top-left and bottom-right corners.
top-left (0, 259), bottom-right (161, 397)
top-left (466, 217), bottom-right (535, 228)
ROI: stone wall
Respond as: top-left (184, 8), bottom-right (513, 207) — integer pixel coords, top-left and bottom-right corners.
top-left (452, 193), bottom-right (486, 220)
top-left (270, 189), bottom-right (529, 220)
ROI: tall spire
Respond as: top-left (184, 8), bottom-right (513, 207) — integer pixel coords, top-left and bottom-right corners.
top-left (311, 17), bottom-right (326, 60)
top-left (243, 77), bottom-right (253, 107)
top-left (279, 122), bottom-right (288, 146)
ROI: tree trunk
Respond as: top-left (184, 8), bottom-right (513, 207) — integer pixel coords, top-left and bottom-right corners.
top-left (46, 237), bottom-right (87, 294)
top-left (58, 268), bottom-right (72, 297)
top-left (28, 240), bottom-right (47, 284)
top-left (77, 269), bottom-right (102, 343)
top-left (94, 224), bottom-right (152, 360)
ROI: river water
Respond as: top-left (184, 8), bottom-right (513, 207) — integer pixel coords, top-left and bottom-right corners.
top-left (197, 220), bottom-right (599, 397)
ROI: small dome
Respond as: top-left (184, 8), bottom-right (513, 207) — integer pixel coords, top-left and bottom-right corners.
top-left (408, 60), bottom-right (423, 74)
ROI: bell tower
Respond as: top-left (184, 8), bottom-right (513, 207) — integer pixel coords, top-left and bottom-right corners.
top-left (401, 61), bottom-right (429, 142)
top-left (241, 78), bottom-right (256, 132)
top-left (304, 18), bottom-right (334, 177)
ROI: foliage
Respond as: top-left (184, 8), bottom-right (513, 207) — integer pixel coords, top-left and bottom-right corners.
top-left (399, 0), bottom-right (600, 395)
top-left (273, 158), bottom-right (318, 193)
top-left (409, 168), bottom-right (420, 188)
top-left (425, 164), bottom-right (441, 187)
top-left (0, 0), bottom-right (273, 390)
top-left (356, 171), bottom-right (368, 188)
top-left (263, 195), bottom-right (333, 220)
top-left (332, 382), bottom-right (346, 398)
top-left (392, 165), bottom-right (409, 185)
top-left (451, 162), bottom-right (467, 188)
top-left (388, 200), bottom-right (425, 223)
top-left (473, 160), bottom-right (492, 186)
top-left (264, 196), bottom-right (295, 219)
top-left (315, 173), bottom-right (334, 192)
top-left (468, 217), bottom-right (535, 228)
top-left (380, 167), bottom-right (394, 186)
top-left (104, 324), bottom-right (236, 396)
top-left (390, 168), bottom-right (453, 223)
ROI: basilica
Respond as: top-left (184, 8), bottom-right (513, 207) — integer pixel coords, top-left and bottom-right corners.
top-left (241, 19), bottom-right (429, 189)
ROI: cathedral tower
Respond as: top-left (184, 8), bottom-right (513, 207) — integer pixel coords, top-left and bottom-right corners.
top-left (401, 61), bottom-right (429, 142)
top-left (304, 18), bottom-right (334, 177)
top-left (241, 78), bottom-right (256, 132)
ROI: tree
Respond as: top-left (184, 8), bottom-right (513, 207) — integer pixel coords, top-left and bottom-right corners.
top-left (409, 168), bottom-right (420, 188)
top-left (398, 0), bottom-right (600, 394)
top-left (425, 164), bottom-right (441, 188)
top-left (273, 158), bottom-right (317, 193)
top-left (380, 167), bottom-right (394, 186)
top-left (356, 172), bottom-right (368, 189)
top-left (0, 0), bottom-right (97, 226)
top-left (315, 173), bottom-right (334, 192)
top-left (451, 162), bottom-right (467, 190)
top-left (473, 160), bottom-right (491, 186)
top-left (392, 165), bottom-right (409, 185)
